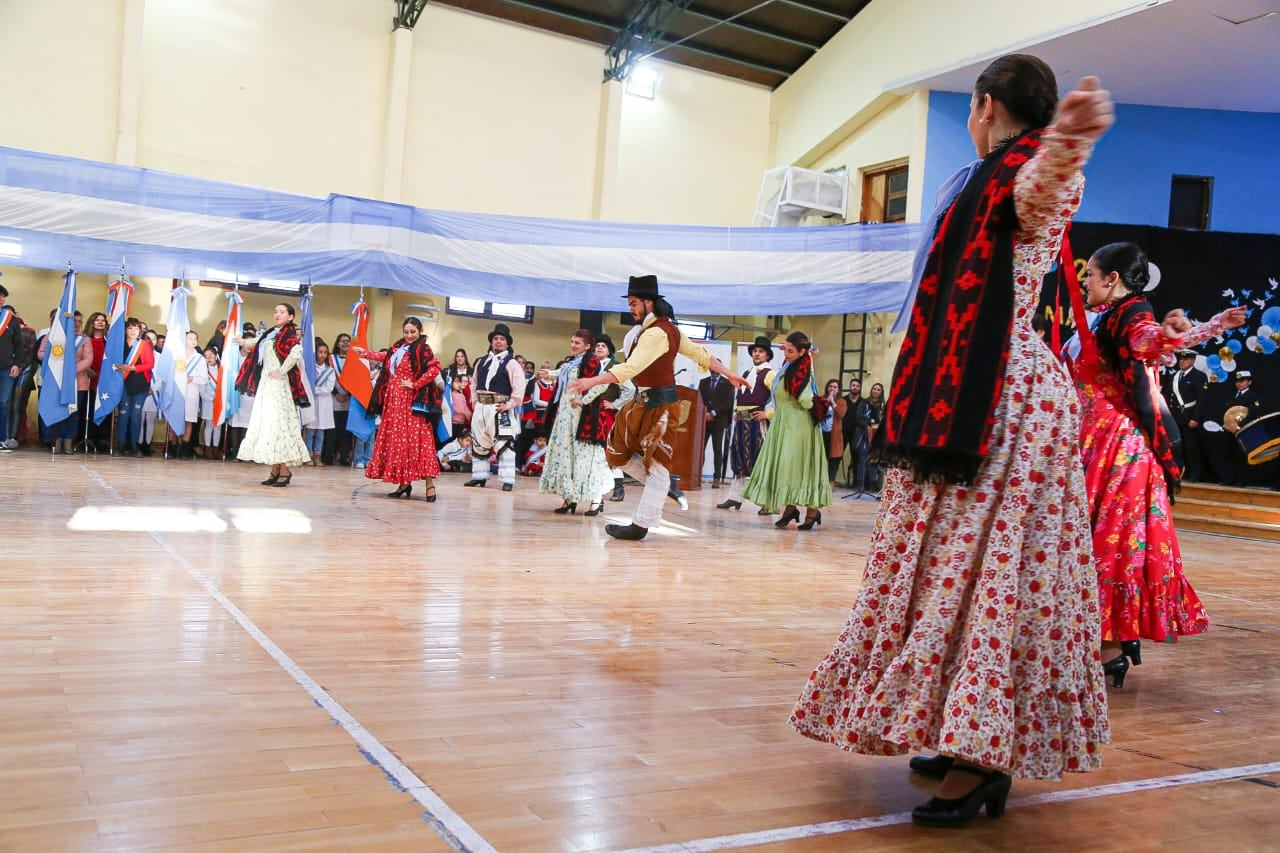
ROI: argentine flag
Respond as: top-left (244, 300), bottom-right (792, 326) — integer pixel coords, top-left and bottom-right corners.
top-left (153, 283), bottom-right (193, 432)
top-left (38, 271), bottom-right (80, 426)
top-left (213, 290), bottom-right (243, 427)
top-left (93, 277), bottom-right (134, 424)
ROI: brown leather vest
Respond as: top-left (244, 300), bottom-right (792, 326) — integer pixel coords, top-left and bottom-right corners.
top-left (630, 317), bottom-right (680, 388)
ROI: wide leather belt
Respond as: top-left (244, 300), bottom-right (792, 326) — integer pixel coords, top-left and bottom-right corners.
top-left (734, 408), bottom-right (764, 422)
top-left (475, 392), bottom-right (510, 405)
top-left (638, 385), bottom-right (678, 408)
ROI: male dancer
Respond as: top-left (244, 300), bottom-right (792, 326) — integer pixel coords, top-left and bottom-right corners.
top-left (716, 336), bottom-right (777, 514)
top-left (570, 275), bottom-right (744, 540)
top-left (466, 323), bottom-right (527, 491)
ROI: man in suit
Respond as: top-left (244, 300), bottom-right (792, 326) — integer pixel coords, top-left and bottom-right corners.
top-left (841, 377), bottom-right (872, 492)
top-left (1162, 349), bottom-right (1209, 481)
top-left (699, 369), bottom-right (735, 487)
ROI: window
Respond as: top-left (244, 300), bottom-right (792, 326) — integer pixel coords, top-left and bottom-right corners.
top-left (1169, 175), bottom-right (1212, 230)
top-left (199, 272), bottom-right (303, 295)
top-left (860, 163), bottom-right (909, 224)
top-left (446, 297), bottom-right (534, 323)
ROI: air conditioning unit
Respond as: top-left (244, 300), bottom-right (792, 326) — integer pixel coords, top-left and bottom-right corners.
top-left (753, 165), bottom-right (849, 227)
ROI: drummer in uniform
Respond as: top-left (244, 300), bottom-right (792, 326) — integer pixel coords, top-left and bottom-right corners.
top-left (1207, 370), bottom-right (1264, 485)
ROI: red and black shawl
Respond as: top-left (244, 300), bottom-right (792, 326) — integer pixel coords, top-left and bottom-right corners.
top-left (879, 130), bottom-right (1043, 484)
top-left (1095, 292), bottom-right (1184, 492)
top-left (234, 322), bottom-right (310, 407)
top-left (544, 353), bottom-right (612, 446)
top-left (367, 337), bottom-right (442, 419)
top-left (782, 352), bottom-right (825, 424)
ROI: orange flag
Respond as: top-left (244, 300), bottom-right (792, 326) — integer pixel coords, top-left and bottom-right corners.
top-left (341, 299), bottom-right (374, 407)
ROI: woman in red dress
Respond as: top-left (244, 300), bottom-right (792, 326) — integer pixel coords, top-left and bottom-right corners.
top-left (1071, 242), bottom-right (1246, 687)
top-left (354, 317), bottom-right (442, 502)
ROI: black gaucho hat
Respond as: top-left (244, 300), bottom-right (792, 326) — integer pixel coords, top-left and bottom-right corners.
top-left (748, 336), bottom-right (774, 358)
top-left (595, 333), bottom-right (616, 357)
top-left (624, 274), bottom-right (662, 301)
top-left (488, 323), bottom-right (513, 347)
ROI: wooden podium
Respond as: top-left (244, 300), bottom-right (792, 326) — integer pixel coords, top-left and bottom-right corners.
top-left (670, 386), bottom-right (705, 491)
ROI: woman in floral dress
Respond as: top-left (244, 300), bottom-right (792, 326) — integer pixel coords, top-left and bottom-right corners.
top-left (790, 55), bottom-right (1115, 827)
top-left (234, 303), bottom-right (311, 487)
top-left (539, 329), bottom-right (614, 516)
top-left (742, 331), bottom-right (831, 528)
top-left (354, 317), bottom-right (442, 502)
top-left (1070, 242), bottom-right (1246, 686)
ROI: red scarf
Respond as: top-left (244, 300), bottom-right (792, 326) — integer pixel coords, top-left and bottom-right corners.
top-left (1094, 293), bottom-right (1183, 492)
top-left (881, 130), bottom-right (1042, 484)
top-left (235, 322), bottom-right (310, 407)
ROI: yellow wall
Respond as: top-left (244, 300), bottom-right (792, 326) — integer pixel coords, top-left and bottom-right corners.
top-left (0, 0), bottom-right (124, 161)
top-left (770, 0), bottom-right (1153, 169)
top-left (135, 0), bottom-right (391, 197)
top-left (402, 6), bottom-right (604, 218)
top-left (614, 62), bottom-right (772, 226)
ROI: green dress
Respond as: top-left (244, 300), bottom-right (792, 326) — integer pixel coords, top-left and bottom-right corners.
top-left (742, 375), bottom-right (832, 513)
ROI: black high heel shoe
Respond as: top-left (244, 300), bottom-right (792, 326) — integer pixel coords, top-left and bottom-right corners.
top-left (797, 509), bottom-right (823, 530)
top-left (583, 501), bottom-right (604, 516)
top-left (389, 484), bottom-right (412, 498)
top-left (424, 485), bottom-right (437, 503)
top-left (774, 507), bottom-right (800, 528)
top-left (1103, 654), bottom-right (1130, 688)
top-left (270, 474), bottom-right (292, 488)
top-left (261, 472), bottom-right (280, 486)
top-left (911, 766), bottom-right (1012, 828)
top-left (1120, 640), bottom-right (1142, 666)
top-left (554, 501), bottom-right (577, 515)
top-left (716, 499), bottom-right (742, 510)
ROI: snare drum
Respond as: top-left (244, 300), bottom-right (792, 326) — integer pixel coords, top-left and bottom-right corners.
top-left (1236, 412), bottom-right (1280, 465)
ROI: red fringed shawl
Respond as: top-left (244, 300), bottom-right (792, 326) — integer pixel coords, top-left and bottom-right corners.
top-left (235, 322), bottom-right (310, 407)
top-left (367, 337), bottom-right (442, 419)
top-left (880, 130), bottom-right (1043, 484)
top-left (1094, 292), bottom-right (1184, 492)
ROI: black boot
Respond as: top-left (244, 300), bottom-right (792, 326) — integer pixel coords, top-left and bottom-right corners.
top-left (605, 523), bottom-right (648, 540)
top-left (609, 477), bottom-right (625, 502)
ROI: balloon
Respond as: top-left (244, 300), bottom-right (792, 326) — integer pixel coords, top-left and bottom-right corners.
top-left (1261, 337), bottom-right (1278, 355)
top-left (1227, 339), bottom-right (1243, 354)
top-left (1261, 307), bottom-right (1280, 328)
top-left (1221, 359), bottom-right (1236, 373)
top-left (1259, 325), bottom-right (1274, 338)
top-left (1206, 354), bottom-right (1222, 369)
top-left (1247, 336), bottom-right (1261, 352)
top-left (1213, 369), bottom-right (1230, 383)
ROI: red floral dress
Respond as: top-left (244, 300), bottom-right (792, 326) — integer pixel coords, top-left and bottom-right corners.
top-left (1075, 313), bottom-right (1223, 643)
top-left (365, 346), bottom-right (441, 484)
top-left (790, 131), bottom-right (1109, 781)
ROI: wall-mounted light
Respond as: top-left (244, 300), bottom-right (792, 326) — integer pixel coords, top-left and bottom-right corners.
top-left (626, 63), bottom-right (662, 99)
top-left (0, 240), bottom-right (22, 258)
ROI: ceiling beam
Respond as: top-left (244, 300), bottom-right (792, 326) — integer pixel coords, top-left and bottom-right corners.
top-left (475, 0), bottom-right (618, 33)
top-left (682, 4), bottom-right (822, 51)
top-left (772, 0), bottom-right (853, 22)
top-left (605, 0), bottom-right (697, 82)
top-left (645, 40), bottom-right (792, 76)
top-left (393, 0), bottom-right (430, 30)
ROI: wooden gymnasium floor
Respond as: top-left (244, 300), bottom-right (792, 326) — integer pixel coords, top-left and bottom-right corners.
top-left (3, 449), bottom-right (1280, 852)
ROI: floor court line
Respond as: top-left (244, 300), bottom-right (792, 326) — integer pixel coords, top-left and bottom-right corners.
top-left (615, 761), bottom-right (1280, 853)
top-left (84, 466), bottom-right (496, 853)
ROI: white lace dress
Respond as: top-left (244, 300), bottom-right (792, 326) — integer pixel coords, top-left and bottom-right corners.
top-left (236, 343), bottom-right (310, 467)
